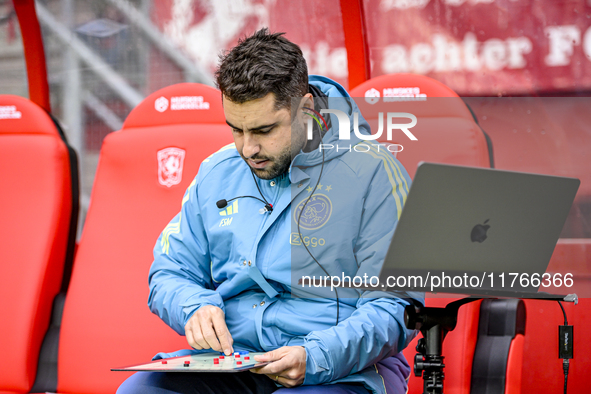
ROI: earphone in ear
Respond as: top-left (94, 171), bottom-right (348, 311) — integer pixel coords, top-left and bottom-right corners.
top-left (302, 107), bottom-right (328, 131)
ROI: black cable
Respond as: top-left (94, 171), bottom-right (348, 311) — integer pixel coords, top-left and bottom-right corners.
top-left (557, 301), bottom-right (569, 394)
top-left (298, 108), bottom-right (339, 325)
top-left (249, 169), bottom-right (273, 208)
top-left (220, 195), bottom-right (269, 208)
top-left (563, 365), bottom-right (568, 394)
top-left (558, 300), bottom-right (568, 325)
top-left (296, 147), bottom-right (340, 324)
top-left (217, 171), bottom-right (273, 212)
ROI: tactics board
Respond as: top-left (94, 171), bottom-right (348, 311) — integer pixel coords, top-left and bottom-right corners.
top-left (112, 351), bottom-right (269, 373)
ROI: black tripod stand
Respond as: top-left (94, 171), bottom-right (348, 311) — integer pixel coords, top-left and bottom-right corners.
top-left (404, 298), bottom-right (480, 394)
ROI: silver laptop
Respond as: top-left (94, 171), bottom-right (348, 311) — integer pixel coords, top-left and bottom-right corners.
top-left (378, 162), bottom-right (579, 297)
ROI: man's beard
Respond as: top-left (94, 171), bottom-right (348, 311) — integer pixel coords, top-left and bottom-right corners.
top-left (241, 147), bottom-right (292, 180)
top-left (242, 119), bottom-right (306, 180)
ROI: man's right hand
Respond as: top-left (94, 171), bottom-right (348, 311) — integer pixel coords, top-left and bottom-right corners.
top-left (184, 305), bottom-right (234, 356)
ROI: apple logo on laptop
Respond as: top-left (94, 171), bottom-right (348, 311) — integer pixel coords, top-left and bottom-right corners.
top-left (471, 219), bottom-right (490, 243)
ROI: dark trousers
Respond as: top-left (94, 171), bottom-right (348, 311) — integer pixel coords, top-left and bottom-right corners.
top-left (116, 371), bottom-right (370, 394)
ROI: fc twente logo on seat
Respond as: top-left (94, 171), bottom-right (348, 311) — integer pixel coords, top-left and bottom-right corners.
top-left (157, 147), bottom-right (185, 187)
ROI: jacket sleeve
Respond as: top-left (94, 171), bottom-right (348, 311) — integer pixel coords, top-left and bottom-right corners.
top-left (148, 176), bottom-right (224, 335)
top-left (303, 155), bottom-right (423, 385)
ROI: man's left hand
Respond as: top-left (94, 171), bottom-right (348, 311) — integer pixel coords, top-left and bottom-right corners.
top-left (250, 346), bottom-right (306, 387)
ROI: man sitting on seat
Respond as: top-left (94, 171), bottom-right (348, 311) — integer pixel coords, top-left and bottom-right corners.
top-left (117, 28), bottom-right (421, 394)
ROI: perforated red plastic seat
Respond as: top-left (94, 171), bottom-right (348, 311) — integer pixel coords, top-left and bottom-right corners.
top-left (0, 95), bottom-right (76, 393)
top-left (56, 83), bottom-right (234, 394)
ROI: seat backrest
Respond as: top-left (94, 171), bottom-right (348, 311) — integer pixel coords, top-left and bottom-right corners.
top-left (0, 95), bottom-right (76, 393)
top-left (400, 298), bottom-right (482, 394)
top-left (520, 241), bottom-right (591, 394)
top-left (471, 299), bottom-right (526, 394)
top-left (57, 83), bottom-right (234, 394)
top-left (352, 74), bottom-right (494, 394)
top-left (350, 73), bottom-right (493, 178)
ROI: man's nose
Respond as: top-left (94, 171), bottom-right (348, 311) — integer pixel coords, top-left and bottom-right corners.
top-left (242, 133), bottom-right (260, 159)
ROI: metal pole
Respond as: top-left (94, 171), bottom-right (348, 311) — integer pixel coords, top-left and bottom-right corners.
top-left (106, 0), bottom-right (214, 85)
top-left (61, 0), bottom-right (83, 155)
top-left (60, 0), bottom-right (86, 235)
top-left (36, 1), bottom-right (144, 108)
top-left (83, 90), bottom-right (124, 131)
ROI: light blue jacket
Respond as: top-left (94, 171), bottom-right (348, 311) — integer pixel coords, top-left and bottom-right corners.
top-left (148, 76), bottom-right (423, 393)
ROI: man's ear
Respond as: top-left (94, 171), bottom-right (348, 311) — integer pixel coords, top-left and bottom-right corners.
top-left (298, 93), bottom-right (314, 115)
top-left (295, 94), bottom-right (314, 127)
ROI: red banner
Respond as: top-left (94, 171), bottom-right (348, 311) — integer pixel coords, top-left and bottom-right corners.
top-left (152, 0), bottom-right (591, 95)
top-left (364, 0), bottom-right (591, 95)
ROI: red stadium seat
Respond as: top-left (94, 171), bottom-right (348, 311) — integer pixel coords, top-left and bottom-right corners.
top-left (351, 74), bottom-right (514, 394)
top-left (56, 83), bottom-right (234, 394)
top-left (0, 95), bottom-right (77, 393)
top-left (404, 298), bottom-right (483, 394)
top-left (350, 73), bottom-right (493, 178)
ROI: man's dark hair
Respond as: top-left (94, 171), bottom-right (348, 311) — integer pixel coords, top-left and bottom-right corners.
top-left (215, 28), bottom-right (308, 110)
